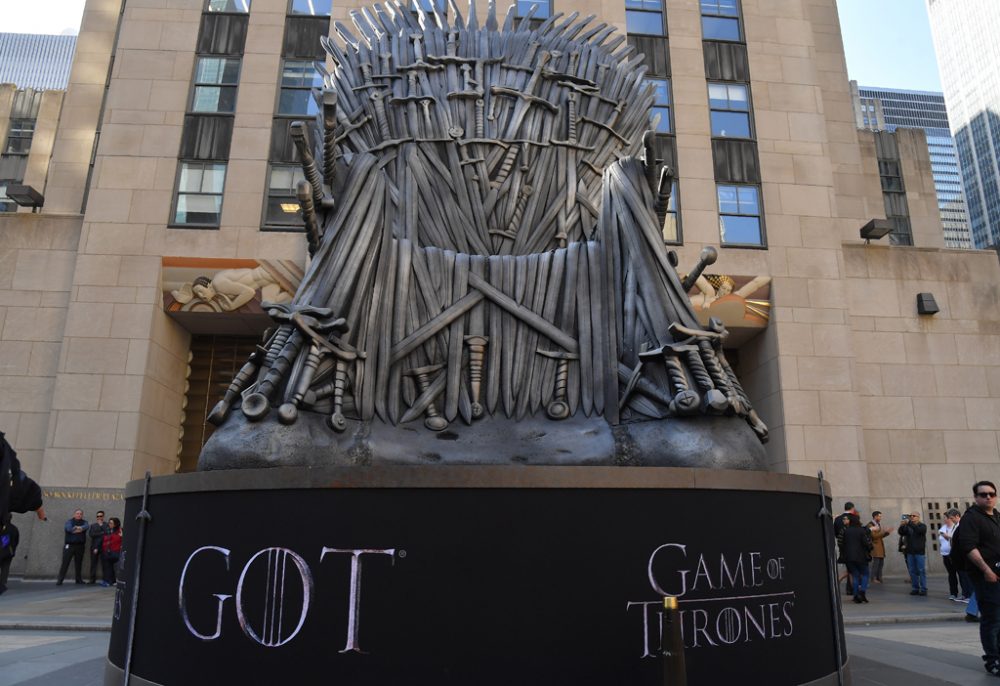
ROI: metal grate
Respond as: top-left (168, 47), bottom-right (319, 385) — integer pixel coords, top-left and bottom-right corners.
top-left (177, 335), bottom-right (259, 472)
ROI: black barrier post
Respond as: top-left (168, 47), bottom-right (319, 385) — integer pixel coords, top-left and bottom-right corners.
top-left (123, 471), bottom-right (153, 686)
top-left (817, 471), bottom-right (845, 686)
top-left (660, 596), bottom-right (687, 686)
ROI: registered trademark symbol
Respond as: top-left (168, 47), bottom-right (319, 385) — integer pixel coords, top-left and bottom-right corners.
top-left (398, 549), bottom-right (407, 558)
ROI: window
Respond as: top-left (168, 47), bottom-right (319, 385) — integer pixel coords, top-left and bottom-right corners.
top-left (4, 119), bottom-right (34, 154)
top-left (625, 0), bottom-right (664, 36)
top-left (663, 180), bottom-right (680, 243)
top-left (173, 162), bottom-right (227, 226)
top-left (717, 184), bottom-right (762, 245)
top-left (648, 78), bottom-right (671, 134)
top-left (0, 180), bottom-right (18, 212)
top-left (709, 82), bottom-right (751, 138)
top-left (207, 0), bottom-right (250, 12)
top-left (701, 0), bottom-right (740, 41)
top-left (278, 60), bottom-right (322, 116)
top-left (289, 0), bottom-right (332, 14)
top-left (264, 164), bottom-right (306, 227)
top-left (191, 57), bottom-right (241, 113)
top-left (879, 160), bottom-right (902, 192)
top-left (516, 0), bottom-right (551, 19)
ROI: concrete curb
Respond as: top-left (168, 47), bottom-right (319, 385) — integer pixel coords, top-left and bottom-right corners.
top-left (0, 621), bottom-right (112, 632)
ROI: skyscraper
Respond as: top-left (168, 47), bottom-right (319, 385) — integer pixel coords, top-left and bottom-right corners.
top-left (851, 82), bottom-right (972, 249)
top-left (927, 0), bottom-right (1000, 248)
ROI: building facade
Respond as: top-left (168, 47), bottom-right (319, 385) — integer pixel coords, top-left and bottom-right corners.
top-left (852, 83), bottom-right (972, 250)
top-left (2, 0), bottom-right (1000, 579)
top-left (927, 0), bottom-right (1000, 249)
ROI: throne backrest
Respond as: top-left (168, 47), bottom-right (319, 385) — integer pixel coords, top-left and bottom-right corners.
top-left (312, 1), bottom-right (656, 255)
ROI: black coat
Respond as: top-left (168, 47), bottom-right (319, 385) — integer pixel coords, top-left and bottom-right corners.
top-left (898, 522), bottom-right (928, 555)
top-left (841, 525), bottom-right (873, 564)
top-left (955, 506), bottom-right (1000, 582)
top-left (0, 432), bottom-right (43, 530)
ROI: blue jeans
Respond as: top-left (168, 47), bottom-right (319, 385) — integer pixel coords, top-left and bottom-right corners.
top-left (973, 579), bottom-right (1000, 662)
top-left (846, 561), bottom-right (870, 594)
top-left (969, 591), bottom-right (979, 617)
top-left (906, 554), bottom-right (927, 592)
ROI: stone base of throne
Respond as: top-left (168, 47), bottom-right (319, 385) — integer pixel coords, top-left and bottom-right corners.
top-left (198, 411), bottom-right (767, 471)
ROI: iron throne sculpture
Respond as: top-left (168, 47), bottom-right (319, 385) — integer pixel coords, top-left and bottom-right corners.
top-left (199, 0), bottom-right (768, 470)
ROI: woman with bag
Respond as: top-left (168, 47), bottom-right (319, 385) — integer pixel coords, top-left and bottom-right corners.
top-left (100, 517), bottom-right (122, 587)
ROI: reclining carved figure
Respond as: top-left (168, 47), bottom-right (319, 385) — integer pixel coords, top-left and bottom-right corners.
top-left (199, 0), bottom-right (768, 470)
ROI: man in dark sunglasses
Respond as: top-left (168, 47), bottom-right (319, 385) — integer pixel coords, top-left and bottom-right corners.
top-left (955, 480), bottom-right (1000, 676)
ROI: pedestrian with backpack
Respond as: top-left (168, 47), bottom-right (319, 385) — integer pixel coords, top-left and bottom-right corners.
top-left (955, 480), bottom-right (1000, 676)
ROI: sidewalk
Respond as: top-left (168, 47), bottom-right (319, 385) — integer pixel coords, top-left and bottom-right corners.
top-left (841, 573), bottom-right (973, 626)
top-left (0, 579), bottom-right (115, 631)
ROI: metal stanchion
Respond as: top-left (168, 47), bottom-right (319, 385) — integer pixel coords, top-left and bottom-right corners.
top-left (817, 471), bottom-right (845, 686)
top-left (661, 596), bottom-right (687, 686)
top-left (123, 471), bottom-right (153, 686)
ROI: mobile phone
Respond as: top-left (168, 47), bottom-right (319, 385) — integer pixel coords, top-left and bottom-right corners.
top-left (902, 515), bottom-right (910, 521)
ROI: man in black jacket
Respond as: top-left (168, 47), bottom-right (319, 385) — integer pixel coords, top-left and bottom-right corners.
top-left (0, 431), bottom-right (45, 593)
top-left (956, 480), bottom-right (1000, 676)
top-left (898, 511), bottom-right (928, 596)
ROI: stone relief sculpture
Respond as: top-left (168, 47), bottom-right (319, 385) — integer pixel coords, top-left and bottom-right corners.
top-left (199, 0), bottom-right (768, 470)
top-left (168, 260), bottom-right (301, 313)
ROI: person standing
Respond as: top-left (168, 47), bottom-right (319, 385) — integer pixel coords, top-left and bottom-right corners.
top-left (100, 518), bottom-right (122, 587)
top-left (955, 480), bottom-right (1000, 676)
top-left (867, 511), bottom-right (894, 584)
top-left (57, 509), bottom-right (88, 585)
top-left (835, 502), bottom-right (858, 594)
top-left (842, 515), bottom-right (873, 603)
top-left (87, 511), bottom-right (109, 584)
top-left (939, 508), bottom-right (973, 601)
top-left (899, 511), bottom-right (928, 596)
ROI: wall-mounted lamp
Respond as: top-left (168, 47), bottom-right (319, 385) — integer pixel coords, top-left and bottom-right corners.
top-left (5, 184), bottom-right (44, 212)
top-left (916, 293), bottom-right (939, 315)
top-left (860, 218), bottom-right (892, 244)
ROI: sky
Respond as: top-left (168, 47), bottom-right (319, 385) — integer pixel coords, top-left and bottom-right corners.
top-left (837, 0), bottom-right (942, 92)
top-left (1, 0), bottom-right (944, 93)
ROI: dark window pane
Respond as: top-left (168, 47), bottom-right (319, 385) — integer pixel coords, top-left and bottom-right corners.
top-left (197, 14), bottom-right (249, 56)
top-left (290, 0), bottom-right (332, 15)
top-left (4, 137), bottom-right (31, 154)
top-left (720, 215), bottom-right (761, 245)
top-left (284, 16), bottom-right (329, 58)
top-left (180, 115), bottom-right (234, 159)
top-left (702, 16), bottom-right (740, 41)
top-left (279, 89), bottom-right (320, 115)
top-left (265, 197), bottom-right (305, 225)
top-left (626, 10), bottom-right (664, 36)
top-left (0, 154), bottom-right (27, 180)
top-left (711, 111), bottom-right (750, 137)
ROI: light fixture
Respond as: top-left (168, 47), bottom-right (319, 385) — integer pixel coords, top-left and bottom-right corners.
top-left (916, 293), bottom-right (939, 315)
top-left (859, 218), bottom-right (892, 244)
top-left (280, 203), bottom-right (300, 213)
top-left (5, 184), bottom-right (44, 210)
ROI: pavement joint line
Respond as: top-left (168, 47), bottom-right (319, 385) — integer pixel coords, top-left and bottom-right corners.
top-left (845, 613), bottom-right (968, 626)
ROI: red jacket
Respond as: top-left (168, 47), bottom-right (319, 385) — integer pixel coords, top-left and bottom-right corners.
top-left (102, 530), bottom-right (122, 556)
